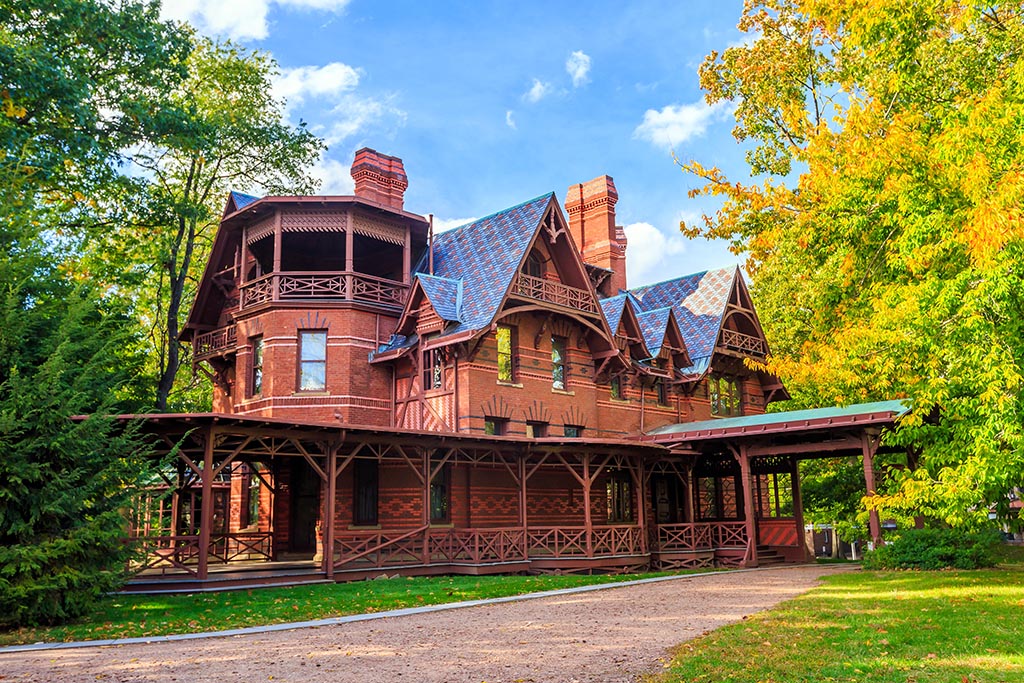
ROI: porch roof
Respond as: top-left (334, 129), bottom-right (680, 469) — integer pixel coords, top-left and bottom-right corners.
top-left (643, 400), bottom-right (909, 442)
top-left (106, 412), bottom-right (669, 456)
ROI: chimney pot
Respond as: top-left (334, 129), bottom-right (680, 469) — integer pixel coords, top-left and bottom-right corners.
top-left (351, 147), bottom-right (409, 211)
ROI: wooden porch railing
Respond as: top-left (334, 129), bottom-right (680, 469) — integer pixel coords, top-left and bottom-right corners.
top-left (193, 325), bottom-right (237, 361)
top-left (207, 531), bottom-right (273, 563)
top-left (512, 273), bottom-right (600, 315)
top-left (428, 528), bottom-right (528, 564)
top-left (711, 521), bottom-right (748, 548)
top-left (718, 329), bottom-right (767, 356)
top-left (239, 271), bottom-right (409, 310)
top-left (651, 522), bottom-right (749, 551)
top-left (129, 531), bottom-right (274, 576)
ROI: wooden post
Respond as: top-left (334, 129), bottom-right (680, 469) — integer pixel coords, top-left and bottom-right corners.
top-left (197, 427), bottom-right (215, 580)
top-left (635, 457), bottom-right (647, 555)
top-left (325, 443), bottom-right (338, 579)
top-left (790, 456), bottom-right (809, 561)
top-left (422, 448), bottom-right (431, 565)
top-left (738, 446), bottom-right (758, 568)
top-left (518, 455), bottom-right (528, 561)
top-left (272, 211), bottom-right (282, 301)
top-left (582, 453), bottom-right (593, 557)
top-left (862, 433), bottom-right (883, 548)
top-left (685, 462), bottom-right (696, 523)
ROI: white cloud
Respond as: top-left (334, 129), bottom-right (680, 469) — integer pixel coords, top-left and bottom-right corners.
top-left (633, 100), bottom-right (731, 150)
top-left (523, 79), bottom-right (552, 104)
top-left (432, 216), bottom-right (478, 234)
top-left (323, 94), bottom-right (406, 146)
top-left (623, 222), bottom-right (689, 287)
top-left (273, 62), bottom-right (361, 111)
top-left (505, 110), bottom-right (517, 129)
top-left (310, 156), bottom-right (355, 194)
top-left (161, 0), bottom-right (351, 41)
top-left (566, 50), bottom-right (591, 87)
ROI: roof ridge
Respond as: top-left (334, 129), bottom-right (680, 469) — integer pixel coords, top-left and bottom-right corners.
top-left (433, 192), bottom-right (554, 243)
top-left (630, 265), bottom-right (737, 294)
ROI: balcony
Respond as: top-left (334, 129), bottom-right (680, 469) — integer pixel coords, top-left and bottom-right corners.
top-left (511, 273), bottom-right (600, 315)
top-left (718, 328), bottom-right (767, 357)
top-left (238, 271), bottom-right (409, 311)
top-left (194, 325), bottom-right (237, 361)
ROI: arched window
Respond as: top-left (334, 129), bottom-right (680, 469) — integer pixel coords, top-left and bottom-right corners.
top-left (525, 253), bottom-right (544, 278)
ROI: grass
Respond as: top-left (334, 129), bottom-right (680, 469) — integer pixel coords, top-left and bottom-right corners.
top-left (646, 544), bottom-right (1024, 683)
top-left (0, 569), bottom-right (690, 647)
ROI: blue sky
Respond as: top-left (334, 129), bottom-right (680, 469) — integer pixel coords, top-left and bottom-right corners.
top-left (164, 0), bottom-right (752, 287)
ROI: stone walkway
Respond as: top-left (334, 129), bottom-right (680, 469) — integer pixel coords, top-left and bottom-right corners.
top-left (1, 565), bottom-right (850, 682)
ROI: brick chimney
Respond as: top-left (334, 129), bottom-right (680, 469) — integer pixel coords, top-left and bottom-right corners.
top-left (565, 175), bottom-right (627, 295)
top-left (351, 148), bottom-right (409, 211)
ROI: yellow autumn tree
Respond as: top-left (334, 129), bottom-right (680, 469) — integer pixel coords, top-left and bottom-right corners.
top-left (683, 1), bottom-right (1024, 527)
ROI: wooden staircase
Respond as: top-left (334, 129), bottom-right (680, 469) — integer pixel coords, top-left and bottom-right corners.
top-left (755, 545), bottom-right (788, 567)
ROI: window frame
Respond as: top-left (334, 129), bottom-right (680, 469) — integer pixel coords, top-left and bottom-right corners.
top-left (483, 417), bottom-right (507, 436)
top-left (563, 424), bottom-right (583, 438)
top-left (429, 461), bottom-right (451, 523)
top-left (353, 459), bottom-right (379, 526)
top-left (297, 330), bottom-right (328, 392)
top-left (551, 335), bottom-right (568, 390)
top-left (496, 324), bottom-right (516, 383)
top-left (525, 421), bottom-right (548, 438)
top-left (250, 336), bottom-right (264, 397)
top-left (606, 471), bottom-right (634, 523)
top-left (610, 376), bottom-right (623, 400)
top-left (710, 374), bottom-right (742, 417)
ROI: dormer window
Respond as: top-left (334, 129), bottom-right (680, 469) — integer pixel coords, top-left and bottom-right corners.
top-left (710, 374), bottom-right (742, 417)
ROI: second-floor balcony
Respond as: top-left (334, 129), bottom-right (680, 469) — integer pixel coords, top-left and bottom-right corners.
top-left (718, 328), bottom-right (767, 357)
top-left (238, 271), bottom-right (409, 311)
top-left (511, 272), bottom-right (600, 316)
top-left (194, 325), bottom-right (237, 361)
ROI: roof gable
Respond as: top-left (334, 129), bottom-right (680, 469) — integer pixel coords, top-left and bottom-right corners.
top-left (637, 307), bottom-right (672, 358)
top-left (417, 274), bottom-right (462, 322)
top-left (224, 190), bottom-right (260, 217)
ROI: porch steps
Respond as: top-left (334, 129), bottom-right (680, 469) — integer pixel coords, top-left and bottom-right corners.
top-left (123, 565), bottom-right (330, 594)
top-left (755, 545), bottom-right (787, 566)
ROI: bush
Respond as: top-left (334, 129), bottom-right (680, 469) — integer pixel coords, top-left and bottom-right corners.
top-left (863, 528), bottom-right (1003, 570)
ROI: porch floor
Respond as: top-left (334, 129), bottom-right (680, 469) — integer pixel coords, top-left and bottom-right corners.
top-left (123, 560), bottom-right (328, 595)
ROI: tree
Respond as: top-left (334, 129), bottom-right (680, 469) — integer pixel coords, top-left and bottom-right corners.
top-left (681, 2), bottom-right (1024, 527)
top-left (123, 38), bottom-right (324, 411)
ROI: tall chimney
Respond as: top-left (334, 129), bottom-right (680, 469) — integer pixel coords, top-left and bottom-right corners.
top-left (351, 147), bottom-right (409, 211)
top-left (565, 175), bottom-right (627, 295)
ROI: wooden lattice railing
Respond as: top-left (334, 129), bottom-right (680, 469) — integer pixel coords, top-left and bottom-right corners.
top-left (710, 521), bottom-right (748, 548)
top-left (193, 325), bottom-right (237, 361)
top-left (207, 531), bottom-right (273, 563)
top-left (129, 535), bottom-right (202, 577)
top-left (512, 273), bottom-right (600, 315)
top-left (239, 271), bottom-right (409, 310)
top-left (718, 329), bottom-right (767, 356)
top-left (653, 523), bottom-right (714, 552)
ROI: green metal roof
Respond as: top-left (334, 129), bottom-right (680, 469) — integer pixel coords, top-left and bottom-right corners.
top-left (646, 400), bottom-right (909, 438)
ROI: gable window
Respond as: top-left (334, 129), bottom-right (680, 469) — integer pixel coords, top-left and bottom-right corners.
top-left (606, 472), bottom-right (634, 523)
top-left (483, 417), bottom-right (507, 436)
top-left (430, 461), bottom-right (451, 523)
top-left (525, 253), bottom-right (544, 278)
top-left (563, 424), bottom-right (583, 438)
top-left (353, 459), bottom-right (379, 526)
top-left (552, 336), bottom-right (567, 390)
top-left (496, 325), bottom-right (516, 382)
top-left (250, 336), bottom-right (264, 396)
top-left (610, 376), bottom-right (623, 400)
top-left (655, 379), bottom-right (668, 406)
top-left (709, 374), bottom-right (742, 417)
top-left (526, 421), bottom-right (548, 438)
top-left (298, 330), bottom-right (327, 391)
top-left (423, 347), bottom-right (444, 389)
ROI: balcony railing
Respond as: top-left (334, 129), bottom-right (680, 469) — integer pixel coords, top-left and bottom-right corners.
top-left (239, 271), bottom-right (409, 310)
top-left (512, 273), bottom-right (601, 315)
top-left (652, 522), bottom-right (749, 551)
top-left (194, 325), bottom-right (237, 360)
top-left (718, 329), bottom-right (767, 357)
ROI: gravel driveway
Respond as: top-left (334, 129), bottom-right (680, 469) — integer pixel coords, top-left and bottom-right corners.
top-left (2, 565), bottom-right (850, 683)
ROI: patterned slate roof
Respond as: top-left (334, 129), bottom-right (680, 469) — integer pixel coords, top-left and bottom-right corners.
top-left (629, 267), bottom-right (736, 367)
top-left (230, 191), bottom-right (260, 210)
top-left (416, 193), bottom-right (553, 338)
top-left (636, 307), bottom-right (672, 359)
top-left (599, 294), bottom-right (628, 332)
top-left (417, 274), bottom-right (462, 322)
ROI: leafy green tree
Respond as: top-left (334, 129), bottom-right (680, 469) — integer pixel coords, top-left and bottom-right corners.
top-left (117, 37), bottom-right (324, 411)
top-left (681, 2), bottom-right (1024, 527)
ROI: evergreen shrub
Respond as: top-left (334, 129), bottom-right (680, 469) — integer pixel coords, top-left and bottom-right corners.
top-left (863, 528), bottom-right (1002, 570)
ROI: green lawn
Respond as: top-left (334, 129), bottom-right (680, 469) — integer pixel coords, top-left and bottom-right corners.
top-left (0, 570), bottom-right (685, 647)
top-left (647, 545), bottom-right (1024, 683)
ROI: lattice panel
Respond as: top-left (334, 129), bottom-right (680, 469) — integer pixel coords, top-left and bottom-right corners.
top-left (352, 216), bottom-right (405, 245)
top-left (246, 216), bottom-right (276, 244)
top-left (282, 211), bottom-right (347, 233)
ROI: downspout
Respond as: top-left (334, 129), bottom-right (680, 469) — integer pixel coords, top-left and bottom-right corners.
top-left (428, 214), bottom-right (434, 275)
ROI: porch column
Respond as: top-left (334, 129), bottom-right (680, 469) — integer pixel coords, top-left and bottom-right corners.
top-left (518, 454), bottom-right (528, 562)
top-left (422, 448), bottom-right (431, 565)
top-left (790, 456), bottom-right (810, 562)
top-left (635, 457), bottom-right (647, 554)
top-left (272, 210), bottom-right (282, 300)
top-left (197, 427), bottom-right (215, 580)
top-left (582, 453), bottom-right (593, 557)
top-left (685, 462), bottom-right (696, 523)
top-left (861, 433), bottom-right (883, 548)
top-left (738, 445), bottom-right (758, 568)
top-left (324, 444), bottom-right (338, 579)
top-left (345, 223), bottom-right (355, 301)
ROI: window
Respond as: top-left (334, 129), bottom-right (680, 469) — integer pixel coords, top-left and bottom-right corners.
top-left (655, 379), bottom-right (667, 405)
top-left (606, 473), bottom-right (634, 523)
top-left (354, 459), bottom-right (379, 526)
top-left (430, 462), bottom-right (450, 523)
top-left (483, 417), bottom-right (507, 436)
top-left (423, 347), bottom-right (444, 389)
top-left (525, 253), bottom-right (544, 278)
top-left (496, 325), bottom-right (515, 382)
top-left (610, 376), bottom-right (623, 400)
top-left (298, 330), bottom-right (327, 391)
top-left (709, 374), bottom-right (742, 416)
top-left (526, 421), bottom-right (548, 438)
top-left (551, 336), bottom-right (567, 390)
top-left (563, 425), bottom-right (583, 438)
top-left (240, 464), bottom-right (261, 528)
top-left (250, 336), bottom-right (264, 396)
